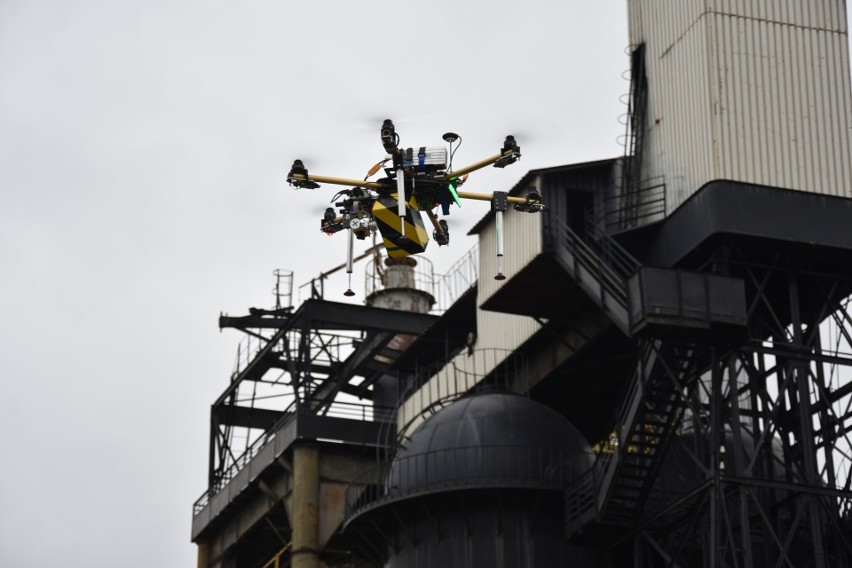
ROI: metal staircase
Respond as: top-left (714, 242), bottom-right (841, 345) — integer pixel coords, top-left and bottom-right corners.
top-left (547, 220), bottom-right (711, 534)
top-left (596, 340), bottom-right (695, 526)
top-left (526, 214), bottom-right (729, 538)
top-left (565, 338), bottom-right (698, 537)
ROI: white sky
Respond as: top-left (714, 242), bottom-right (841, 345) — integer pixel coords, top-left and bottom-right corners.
top-left (3, 2), bottom-right (844, 566)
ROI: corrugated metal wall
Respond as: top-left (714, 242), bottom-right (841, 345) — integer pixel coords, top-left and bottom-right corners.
top-left (398, 345), bottom-right (536, 435)
top-left (478, 196), bottom-right (544, 304)
top-left (629, 0), bottom-right (852, 213)
top-left (398, 205), bottom-right (543, 432)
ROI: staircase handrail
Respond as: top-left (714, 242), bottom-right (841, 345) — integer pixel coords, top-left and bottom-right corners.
top-left (554, 217), bottom-right (631, 310)
top-left (585, 217), bottom-right (642, 281)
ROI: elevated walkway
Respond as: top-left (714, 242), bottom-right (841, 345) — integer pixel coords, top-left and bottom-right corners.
top-left (192, 400), bottom-right (385, 541)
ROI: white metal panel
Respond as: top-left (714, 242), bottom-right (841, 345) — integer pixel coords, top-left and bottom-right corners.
top-left (397, 336), bottom-right (540, 436)
top-left (708, 0), bottom-right (847, 28)
top-left (477, 198), bottom-right (543, 306)
top-left (658, 18), bottom-right (715, 208)
top-left (629, 0), bottom-right (852, 214)
top-left (476, 310), bottom-right (541, 354)
top-left (708, 7), bottom-right (852, 201)
top-left (629, 0), bottom-right (705, 56)
top-left (397, 184), bottom-right (546, 436)
top-left (631, 0), bottom-right (715, 209)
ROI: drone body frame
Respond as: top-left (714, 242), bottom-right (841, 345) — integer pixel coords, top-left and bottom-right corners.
top-left (286, 119), bottom-right (544, 293)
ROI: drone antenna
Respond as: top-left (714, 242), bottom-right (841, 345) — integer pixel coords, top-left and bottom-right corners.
top-left (344, 227), bottom-right (356, 296)
top-left (443, 132), bottom-right (462, 172)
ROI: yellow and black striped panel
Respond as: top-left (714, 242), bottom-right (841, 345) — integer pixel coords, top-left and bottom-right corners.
top-left (373, 193), bottom-right (429, 257)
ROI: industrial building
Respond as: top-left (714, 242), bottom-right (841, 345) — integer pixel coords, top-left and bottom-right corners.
top-left (192, 1), bottom-right (852, 566)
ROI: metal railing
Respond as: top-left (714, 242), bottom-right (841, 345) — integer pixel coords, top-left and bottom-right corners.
top-left (345, 445), bottom-right (595, 521)
top-left (230, 332), bottom-right (271, 379)
top-left (556, 217), bottom-right (631, 312)
top-left (361, 244), bottom-right (478, 314)
top-left (602, 177), bottom-right (666, 233)
top-left (390, 349), bottom-right (530, 449)
top-left (193, 398), bottom-right (390, 516)
top-left (364, 255), bottom-right (437, 300)
top-left (431, 244), bottom-right (479, 313)
top-left (272, 269), bottom-right (294, 310)
top-left (564, 454), bottom-right (610, 534)
top-left (585, 217), bottom-right (642, 282)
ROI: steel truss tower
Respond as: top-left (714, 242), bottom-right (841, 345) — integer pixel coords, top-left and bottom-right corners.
top-left (610, 250), bottom-right (852, 567)
top-left (473, 161), bottom-right (852, 567)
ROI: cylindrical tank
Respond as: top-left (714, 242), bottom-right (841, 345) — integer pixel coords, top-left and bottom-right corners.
top-left (366, 257), bottom-right (436, 411)
top-left (365, 257), bottom-right (435, 314)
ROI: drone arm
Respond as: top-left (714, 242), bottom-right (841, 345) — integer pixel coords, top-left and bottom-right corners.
top-left (425, 209), bottom-right (444, 236)
top-left (446, 135), bottom-right (521, 180)
top-left (289, 173), bottom-right (383, 190)
top-left (456, 190), bottom-right (538, 205)
top-left (446, 150), bottom-right (511, 181)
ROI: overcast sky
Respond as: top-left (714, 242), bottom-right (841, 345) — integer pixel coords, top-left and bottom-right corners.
top-left (4, 2), bottom-right (844, 567)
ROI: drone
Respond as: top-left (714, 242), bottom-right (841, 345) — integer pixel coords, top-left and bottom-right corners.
top-left (286, 119), bottom-right (544, 295)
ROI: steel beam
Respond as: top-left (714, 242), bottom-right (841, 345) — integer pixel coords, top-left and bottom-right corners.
top-left (213, 405), bottom-right (290, 430)
top-left (308, 331), bottom-right (394, 410)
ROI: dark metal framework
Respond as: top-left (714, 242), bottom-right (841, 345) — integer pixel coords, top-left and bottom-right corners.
top-left (597, 247), bottom-right (852, 567)
top-left (468, 163), bottom-right (852, 567)
top-left (198, 299), bottom-right (438, 507)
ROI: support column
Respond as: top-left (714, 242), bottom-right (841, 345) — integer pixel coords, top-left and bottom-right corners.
top-left (788, 272), bottom-right (826, 567)
top-left (709, 348), bottom-right (722, 568)
top-left (197, 542), bottom-right (209, 568)
top-left (292, 443), bottom-right (320, 568)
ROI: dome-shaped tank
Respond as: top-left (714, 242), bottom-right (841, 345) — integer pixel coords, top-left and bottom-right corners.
top-left (388, 391), bottom-right (594, 497)
top-left (345, 392), bottom-right (603, 568)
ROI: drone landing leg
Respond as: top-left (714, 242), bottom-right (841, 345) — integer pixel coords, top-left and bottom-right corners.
top-left (495, 210), bottom-right (506, 281)
top-left (492, 191), bottom-right (508, 281)
top-left (344, 228), bottom-right (356, 296)
top-left (396, 170), bottom-right (408, 243)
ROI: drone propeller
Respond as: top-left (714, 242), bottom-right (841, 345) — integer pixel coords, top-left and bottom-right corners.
top-left (287, 158), bottom-right (324, 189)
top-left (486, 112), bottom-right (564, 151)
top-left (339, 111), bottom-right (436, 136)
